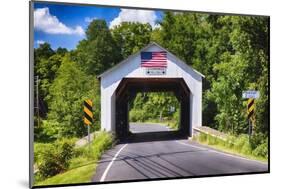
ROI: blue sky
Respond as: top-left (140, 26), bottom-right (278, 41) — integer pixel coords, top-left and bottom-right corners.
top-left (34, 2), bottom-right (164, 50)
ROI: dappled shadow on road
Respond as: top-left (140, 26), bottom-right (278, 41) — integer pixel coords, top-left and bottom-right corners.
top-left (97, 147), bottom-right (201, 179)
top-left (123, 151), bottom-right (197, 177)
top-left (119, 131), bottom-right (188, 143)
top-left (98, 147), bottom-right (207, 164)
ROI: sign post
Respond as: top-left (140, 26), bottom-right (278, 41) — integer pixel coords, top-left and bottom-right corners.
top-left (84, 99), bottom-right (93, 149)
top-left (242, 91), bottom-right (259, 138)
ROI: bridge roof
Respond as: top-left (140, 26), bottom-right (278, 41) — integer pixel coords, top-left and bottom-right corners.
top-left (97, 42), bottom-right (205, 79)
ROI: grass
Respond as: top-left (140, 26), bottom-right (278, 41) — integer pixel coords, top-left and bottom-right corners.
top-left (34, 131), bottom-right (114, 186)
top-left (35, 163), bottom-right (96, 185)
top-left (193, 132), bottom-right (268, 162)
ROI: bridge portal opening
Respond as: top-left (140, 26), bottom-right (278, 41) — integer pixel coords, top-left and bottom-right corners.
top-left (128, 91), bottom-right (180, 134)
top-left (115, 78), bottom-right (191, 142)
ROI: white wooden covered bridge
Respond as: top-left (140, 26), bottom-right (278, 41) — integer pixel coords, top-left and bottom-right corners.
top-left (98, 42), bottom-right (204, 140)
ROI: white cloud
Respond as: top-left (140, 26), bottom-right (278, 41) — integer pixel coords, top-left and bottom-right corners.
top-left (36, 40), bottom-right (45, 45)
top-left (34, 7), bottom-right (85, 36)
top-left (84, 17), bottom-right (98, 23)
top-left (109, 9), bottom-right (157, 29)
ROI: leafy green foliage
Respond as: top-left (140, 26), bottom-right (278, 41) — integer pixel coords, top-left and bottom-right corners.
top-left (129, 92), bottom-right (179, 123)
top-left (34, 132), bottom-right (113, 185)
top-left (253, 140), bottom-right (268, 159)
top-left (75, 20), bottom-right (122, 75)
top-left (34, 120), bottom-right (60, 142)
top-left (111, 22), bottom-right (152, 58)
top-left (34, 44), bottom-right (68, 120)
top-left (36, 54), bottom-right (64, 100)
top-left (36, 138), bottom-right (75, 179)
top-left (35, 43), bottom-right (55, 63)
top-left (46, 55), bottom-right (99, 138)
top-left (205, 16), bottom-right (269, 136)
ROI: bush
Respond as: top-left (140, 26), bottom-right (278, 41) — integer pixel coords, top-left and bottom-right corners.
top-left (130, 109), bottom-right (147, 122)
top-left (172, 108), bottom-right (180, 129)
top-left (34, 143), bottom-right (52, 165)
top-left (34, 120), bottom-right (60, 143)
top-left (253, 140), bottom-right (268, 158)
top-left (250, 132), bottom-right (267, 149)
top-left (37, 138), bottom-right (75, 179)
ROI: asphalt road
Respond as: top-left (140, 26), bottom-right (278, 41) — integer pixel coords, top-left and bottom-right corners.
top-left (92, 123), bottom-right (268, 182)
top-left (130, 122), bottom-right (171, 133)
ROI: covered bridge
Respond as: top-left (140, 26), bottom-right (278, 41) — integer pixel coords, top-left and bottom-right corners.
top-left (98, 42), bottom-right (204, 140)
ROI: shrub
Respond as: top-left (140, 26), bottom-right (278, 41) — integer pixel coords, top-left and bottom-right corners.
top-left (250, 133), bottom-right (267, 149)
top-left (253, 140), bottom-right (268, 158)
top-left (130, 109), bottom-right (146, 122)
top-left (172, 108), bottom-right (180, 129)
top-left (34, 143), bottom-right (53, 165)
top-left (42, 120), bottom-right (60, 141)
top-left (34, 120), bottom-right (60, 143)
top-left (37, 138), bottom-right (75, 179)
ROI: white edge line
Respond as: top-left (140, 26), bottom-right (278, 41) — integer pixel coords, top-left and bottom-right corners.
top-left (176, 141), bottom-right (207, 151)
top-left (100, 144), bottom-right (128, 182)
top-left (176, 141), bottom-right (268, 165)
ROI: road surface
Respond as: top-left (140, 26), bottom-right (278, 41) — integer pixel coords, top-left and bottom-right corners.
top-left (92, 123), bottom-right (268, 182)
top-left (130, 122), bottom-right (171, 133)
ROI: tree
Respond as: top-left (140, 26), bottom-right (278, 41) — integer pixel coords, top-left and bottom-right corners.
top-left (34, 43), bottom-right (60, 118)
top-left (47, 55), bottom-right (99, 137)
top-left (56, 47), bottom-right (68, 55)
top-left (206, 16), bottom-right (269, 135)
top-left (75, 19), bottom-right (122, 75)
top-left (156, 13), bottom-right (268, 136)
top-left (34, 43), bottom-right (55, 65)
top-left (159, 12), bottom-right (200, 64)
top-left (129, 92), bottom-right (179, 122)
top-left (36, 54), bottom-right (64, 100)
top-left (111, 22), bottom-right (152, 58)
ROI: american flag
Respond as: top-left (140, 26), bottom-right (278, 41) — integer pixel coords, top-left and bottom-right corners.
top-left (141, 51), bottom-right (167, 68)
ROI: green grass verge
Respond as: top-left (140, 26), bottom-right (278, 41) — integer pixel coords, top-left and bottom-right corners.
top-left (35, 163), bottom-right (96, 185)
top-left (34, 131), bottom-right (114, 186)
top-left (193, 132), bottom-right (268, 162)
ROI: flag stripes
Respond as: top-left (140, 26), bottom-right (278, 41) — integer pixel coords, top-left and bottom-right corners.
top-left (141, 51), bottom-right (167, 68)
top-left (84, 99), bottom-right (93, 125)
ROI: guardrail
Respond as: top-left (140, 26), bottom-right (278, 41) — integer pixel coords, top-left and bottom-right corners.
top-left (193, 126), bottom-right (228, 141)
